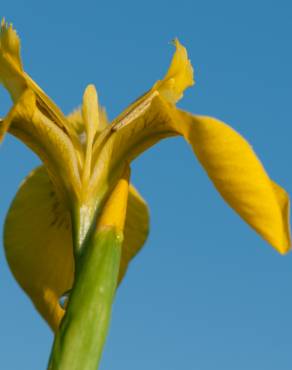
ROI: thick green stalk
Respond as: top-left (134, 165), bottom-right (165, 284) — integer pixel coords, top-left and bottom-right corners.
top-left (48, 227), bottom-right (122, 370)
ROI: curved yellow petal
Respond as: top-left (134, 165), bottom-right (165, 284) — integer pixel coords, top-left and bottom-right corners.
top-left (101, 90), bottom-right (290, 253)
top-left (4, 166), bottom-right (149, 331)
top-left (177, 112), bottom-right (291, 254)
top-left (4, 166), bottom-right (74, 332)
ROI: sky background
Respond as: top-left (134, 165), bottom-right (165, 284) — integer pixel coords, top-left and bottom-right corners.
top-left (1, 0), bottom-right (292, 369)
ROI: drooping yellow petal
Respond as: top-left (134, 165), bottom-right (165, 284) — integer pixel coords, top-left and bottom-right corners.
top-left (4, 166), bottom-right (74, 332)
top-left (176, 112), bottom-right (291, 254)
top-left (4, 166), bottom-right (149, 331)
top-left (100, 97), bottom-right (290, 253)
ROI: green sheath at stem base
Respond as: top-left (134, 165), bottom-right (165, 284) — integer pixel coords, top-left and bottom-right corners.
top-left (48, 227), bottom-right (122, 370)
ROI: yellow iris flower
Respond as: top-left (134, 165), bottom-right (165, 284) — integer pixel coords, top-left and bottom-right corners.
top-left (0, 21), bottom-right (290, 334)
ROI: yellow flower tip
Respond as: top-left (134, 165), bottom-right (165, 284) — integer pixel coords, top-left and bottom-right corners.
top-left (275, 228), bottom-right (291, 256)
top-left (0, 20), bottom-right (26, 101)
top-left (155, 38), bottom-right (195, 104)
top-left (269, 217), bottom-right (291, 256)
top-left (82, 83), bottom-right (100, 134)
top-left (84, 83), bottom-right (97, 96)
top-left (97, 166), bottom-right (130, 234)
top-left (277, 244), bottom-right (291, 256)
top-left (272, 234), bottom-right (291, 255)
top-left (83, 83), bottom-right (98, 104)
top-left (83, 84), bottom-right (98, 108)
top-left (0, 19), bottom-right (22, 72)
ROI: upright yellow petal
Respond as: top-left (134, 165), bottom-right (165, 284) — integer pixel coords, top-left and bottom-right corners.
top-left (4, 166), bottom-right (149, 331)
top-left (81, 85), bottom-right (109, 186)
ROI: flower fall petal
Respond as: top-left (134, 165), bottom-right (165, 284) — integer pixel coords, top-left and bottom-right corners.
top-left (4, 166), bottom-right (149, 331)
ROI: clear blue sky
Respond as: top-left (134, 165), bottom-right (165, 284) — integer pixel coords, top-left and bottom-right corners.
top-left (1, 1), bottom-right (292, 369)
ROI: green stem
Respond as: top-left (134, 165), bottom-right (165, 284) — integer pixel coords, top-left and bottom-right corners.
top-left (48, 227), bottom-right (122, 370)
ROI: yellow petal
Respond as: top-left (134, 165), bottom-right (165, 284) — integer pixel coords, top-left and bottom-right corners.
top-left (82, 84), bottom-right (99, 139)
top-left (82, 84), bottom-right (107, 135)
top-left (101, 89), bottom-right (291, 253)
top-left (4, 166), bottom-right (149, 331)
top-left (81, 85), bottom-right (109, 186)
top-left (177, 112), bottom-right (291, 254)
top-left (4, 166), bottom-right (74, 332)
